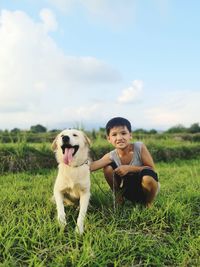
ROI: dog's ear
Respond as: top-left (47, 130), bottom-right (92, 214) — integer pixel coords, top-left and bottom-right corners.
top-left (51, 136), bottom-right (58, 151)
top-left (84, 134), bottom-right (91, 147)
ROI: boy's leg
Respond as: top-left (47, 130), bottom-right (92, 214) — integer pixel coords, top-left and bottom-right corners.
top-left (141, 175), bottom-right (159, 207)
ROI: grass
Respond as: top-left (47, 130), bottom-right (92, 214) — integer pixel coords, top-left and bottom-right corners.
top-left (0, 159), bottom-right (200, 266)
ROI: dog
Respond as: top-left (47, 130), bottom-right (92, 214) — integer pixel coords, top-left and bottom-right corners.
top-left (52, 129), bottom-right (91, 234)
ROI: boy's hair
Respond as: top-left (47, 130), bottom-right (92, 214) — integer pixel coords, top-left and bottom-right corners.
top-left (105, 117), bottom-right (132, 135)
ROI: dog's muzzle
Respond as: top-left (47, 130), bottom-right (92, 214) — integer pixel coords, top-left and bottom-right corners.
top-left (61, 135), bottom-right (79, 156)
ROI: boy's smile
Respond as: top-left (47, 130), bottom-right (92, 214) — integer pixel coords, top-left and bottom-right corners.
top-left (107, 126), bottom-right (132, 149)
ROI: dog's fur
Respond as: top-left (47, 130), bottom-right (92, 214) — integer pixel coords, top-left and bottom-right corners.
top-left (52, 129), bottom-right (91, 234)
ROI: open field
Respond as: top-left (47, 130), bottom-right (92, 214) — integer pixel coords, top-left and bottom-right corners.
top-left (0, 158), bottom-right (199, 266)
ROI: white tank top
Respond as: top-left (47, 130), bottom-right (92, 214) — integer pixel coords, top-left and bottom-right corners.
top-left (109, 142), bottom-right (143, 167)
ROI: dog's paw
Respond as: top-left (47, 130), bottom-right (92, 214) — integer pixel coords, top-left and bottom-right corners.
top-left (75, 224), bottom-right (84, 235)
top-left (58, 213), bottom-right (66, 226)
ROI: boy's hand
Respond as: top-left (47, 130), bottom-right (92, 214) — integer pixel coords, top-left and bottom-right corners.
top-left (115, 165), bottom-right (146, 176)
top-left (114, 165), bottom-right (130, 176)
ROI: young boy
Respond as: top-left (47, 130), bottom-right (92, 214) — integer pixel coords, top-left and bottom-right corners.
top-left (90, 117), bottom-right (160, 207)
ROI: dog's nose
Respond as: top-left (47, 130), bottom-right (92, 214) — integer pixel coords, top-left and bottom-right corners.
top-left (62, 135), bottom-right (70, 143)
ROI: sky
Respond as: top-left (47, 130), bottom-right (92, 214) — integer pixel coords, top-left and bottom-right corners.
top-left (0, 0), bottom-right (199, 131)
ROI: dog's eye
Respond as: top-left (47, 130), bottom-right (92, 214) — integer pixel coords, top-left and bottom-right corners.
top-left (73, 134), bottom-right (78, 137)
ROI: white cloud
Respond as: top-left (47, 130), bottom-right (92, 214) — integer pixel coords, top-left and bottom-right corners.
top-left (0, 9), bottom-right (120, 117)
top-left (81, 0), bottom-right (135, 26)
top-left (46, 0), bottom-right (135, 27)
top-left (45, 0), bottom-right (75, 12)
top-left (45, 0), bottom-right (170, 28)
top-left (62, 103), bottom-right (102, 122)
top-left (39, 8), bottom-right (58, 32)
top-left (117, 80), bottom-right (143, 104)
top-left (144, 90), bottom-right (200, 129)
top-left (145, 108), bottom-right (180, 127)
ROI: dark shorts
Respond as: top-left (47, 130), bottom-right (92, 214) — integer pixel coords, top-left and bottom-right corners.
top-left (109, 162), bottom-right (158, 204)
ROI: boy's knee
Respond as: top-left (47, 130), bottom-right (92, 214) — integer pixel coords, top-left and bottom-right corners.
top-left (142, 175), bottom-right (159, 207)
top-left (103, 165), bottom-right (114, 178)
top-left (142, 175), bottom-right (158, 191)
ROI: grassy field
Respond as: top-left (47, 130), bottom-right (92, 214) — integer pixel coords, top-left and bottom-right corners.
top-left (0, 158), bottom-right (199, 267)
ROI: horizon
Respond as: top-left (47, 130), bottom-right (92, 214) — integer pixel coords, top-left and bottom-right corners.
top-left (1, 121), bottom-right (199, 133)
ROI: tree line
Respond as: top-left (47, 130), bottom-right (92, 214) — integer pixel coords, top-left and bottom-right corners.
top-left (1, 122), bottom-right (199, 134)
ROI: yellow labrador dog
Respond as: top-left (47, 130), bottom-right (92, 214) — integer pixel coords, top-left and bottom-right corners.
top-left (52, 129), bottom-right (91, 234)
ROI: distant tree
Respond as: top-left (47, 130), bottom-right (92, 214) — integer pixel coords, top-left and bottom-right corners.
top-left (98, 127), bottom-right (105, 135)
top-left (11, 128), bottom-right (21, 133)
top-left (149, 129), bottom-right (157, 134)
top-left (91, 129), bottom-right (97, 140)
top-left (49, 129), bottom-right (60, 133)
top-left (134, 128), bottom-right (148, 134)
top-left (97, 127), bottom-right (106, 138)
top-left (188, 123), bottom-right (200, 133)
top-left (166, 124), bottom-right (186, 133)
top-left (30, 124), bottom-right (47, 133)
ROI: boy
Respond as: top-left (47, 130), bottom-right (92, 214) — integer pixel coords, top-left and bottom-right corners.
top-left (90, 117), bottom-right (160, 207)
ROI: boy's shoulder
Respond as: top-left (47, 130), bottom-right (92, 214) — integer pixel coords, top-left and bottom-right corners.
top-left (133, 141), bottom-right (143, 151)
top-left (133, 141), bottom-right (143, 146)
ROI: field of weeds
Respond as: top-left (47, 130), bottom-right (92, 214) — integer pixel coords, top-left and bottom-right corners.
top-left (0, 157), bottom-right (199, 266)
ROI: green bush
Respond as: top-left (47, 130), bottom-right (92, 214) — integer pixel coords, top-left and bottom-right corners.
top-left (0, 139), bottom-right (200, 174)
top-left (148, 144), bottom-right (200, 162)
top-left (0, 143), bottom-right (56, 173)
top-left (0, 132), bottom-right (56, 143)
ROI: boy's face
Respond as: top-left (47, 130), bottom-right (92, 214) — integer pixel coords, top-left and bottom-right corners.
top-left (107, 126), bottom-right (132, 149)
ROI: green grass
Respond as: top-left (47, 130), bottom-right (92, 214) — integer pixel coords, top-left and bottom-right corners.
top-left (0, 159), bottom-right (200, 266)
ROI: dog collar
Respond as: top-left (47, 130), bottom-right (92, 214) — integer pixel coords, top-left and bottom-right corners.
top-left (73, 159), bottom-right (90, 168)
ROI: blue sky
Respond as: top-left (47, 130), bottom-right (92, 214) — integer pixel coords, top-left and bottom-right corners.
top-left (0, 0), bottom-right (199, 131)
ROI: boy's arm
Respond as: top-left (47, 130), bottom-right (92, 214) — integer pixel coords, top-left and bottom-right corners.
top-left (140, 143), bottom-right (155, 170)
top-left (90, 153), bottom-right (111, 172)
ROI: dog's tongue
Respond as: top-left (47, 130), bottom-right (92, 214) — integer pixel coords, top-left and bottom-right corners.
top-left (63, 147), bottom-right (74, 165)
